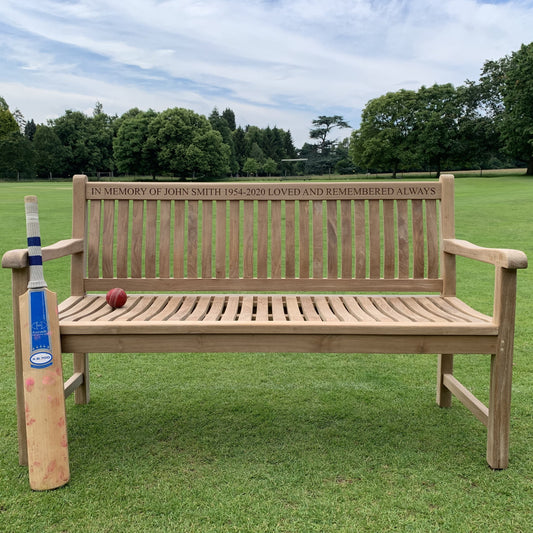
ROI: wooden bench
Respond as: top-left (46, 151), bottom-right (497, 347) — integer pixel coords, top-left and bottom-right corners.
top-left (2, 174), bottom-right (527, 471)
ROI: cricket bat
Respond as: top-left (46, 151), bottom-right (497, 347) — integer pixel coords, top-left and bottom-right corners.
top-left (19, 196), bottom-right (70, 490)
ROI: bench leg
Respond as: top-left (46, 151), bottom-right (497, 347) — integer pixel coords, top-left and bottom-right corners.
top-left (486, 348), bottom-right (513, 469)
top-left (73, 353), bottom-right (90, 404)
top-left (436, 354), bottom-right (453, 408)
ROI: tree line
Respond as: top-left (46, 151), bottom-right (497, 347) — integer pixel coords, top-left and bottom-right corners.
top-left (350, 41), bottom-right (533, 176)
top-left (1, 41), bottom-right (532, 179)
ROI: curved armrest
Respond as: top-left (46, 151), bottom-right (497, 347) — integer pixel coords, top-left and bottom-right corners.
top-left (2, 238), bottom-right (84, 269)
top-left (443, 239), bottom-right (528, 270)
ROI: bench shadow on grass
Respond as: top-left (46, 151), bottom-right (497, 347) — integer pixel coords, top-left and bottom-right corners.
top-left (65, 379), bottom-right (487, 477)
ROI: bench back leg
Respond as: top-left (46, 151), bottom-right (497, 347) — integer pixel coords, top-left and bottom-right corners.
top-left (436, 354), bottom-right (454, 408)
top-left (73, 353), bottom-right (90, 404)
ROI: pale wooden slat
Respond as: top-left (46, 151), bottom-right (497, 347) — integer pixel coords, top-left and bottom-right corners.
top-left (229, 201), bottom-right (240, 278)
top-left (383, 199), bottom-right (395, 279)
top-left (271, 201), bottom-right (282, 278)
top-left (341, 200), bottom-right (352, 278)
top-left (354, 200), bottom-right (366, 278)
top-left (186, 295), bottom-right (213, 321)
top-left (102, 200), bottom-right (115, 278)
top-left (159, 201), bottom-right (171, 278)
top-left (271, 295), bottom-right (287, 321)
top-left (314, 296), bottom-right (339, 322)
top-left (397, 200), bottom-right (409, 279)
top-left (285, 201), bottom-right (296, 278)
top-left (215, 201), bottom-right (227, 279)
top-left (243, 202), bottom-right (254, 278)
top-left (286, 296), bottom-right (305, 322)
top-left (116, 200), bottom-right (130, 278)
top-left (148, 296), bottom-right (185, 321)
top-left (300, 296), bottom-right (321, 322)
top-left (145, 201), bottom-right (158, 278)
top-left (238, 295), bottom-right (254, 321)
top-left (255, 295), bottom-right (269, 321)
top-left (131, 200), bottom-right (144, 278)
top-left (368, 200), bottom-right (381, 278)
top-left (71, 175), bottom-right (87, 297)
top-left (326, 200), bottom-right (338, 278)
top-left (173, 201), bottom-right (185, 278)
top-left (167, 295), bottom-right (198, 321)
top-left (328, 296), bottom-right (355, 322)
top-left (412, 199), bottom-right (425, 278)
top-left (257, 202), bottom-right (268, 278)
top-left (187, 201), bottom-right (198, 278)
top-left (88, 200), bottom-right (101, 278)
top-left (299, 201), bottom-right (310, 278)
top-left (426, 199), bottom-right (439, 278)
top-left (202, 201), bottom-right (213, 278)
top-left (204, 295), bottom-right (226, 321)
top-left (221, 295), bottom-right (240, 321)
top-left (312, 200), bottom-right (323, 278)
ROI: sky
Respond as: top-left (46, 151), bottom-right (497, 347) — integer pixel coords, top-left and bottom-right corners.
top-left (1, 0), bottom-right (533, 147)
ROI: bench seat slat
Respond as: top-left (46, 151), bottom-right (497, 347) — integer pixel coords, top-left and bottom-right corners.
top-left (59, 294), bottom-right (493, 334)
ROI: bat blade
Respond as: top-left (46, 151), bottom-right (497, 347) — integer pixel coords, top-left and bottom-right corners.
top-left (19, 287), bottom-right (70, 490)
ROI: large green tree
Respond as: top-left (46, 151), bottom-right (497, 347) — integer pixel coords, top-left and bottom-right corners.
top-left (350, 89), bottom-right (418, 177)
top-left (114, 108), bottom-right (159, 177)
top-left (147, 108), bottom-right (230, 179)
top-left (33, 125), bottom-right (69, 178)
top-left (500, 43), bottom-right (533, 174)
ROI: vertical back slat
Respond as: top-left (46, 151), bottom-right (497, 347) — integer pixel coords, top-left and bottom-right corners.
top-left (131, 200), bottom-right (144, 278)
top-left (116, 200), bottom-right (129, 278)
top-left (312, 200), bottom-right (323, 278)
top-left (327, 200), bottom-right (338, 278)
top-left (145, 201), bottom-right (158, 278)
top-left (383, 200), bottom-right (395, 279)
top-left (412, 200), bottom-right (425, 278)
top-left (215, 201), bottom-right (227, 278)
top-left (229, 201), bottom-right (240, 278)
top-left (285, 201), bottom-right (296, 278)
top-left (159, 200), bottom-right (171, 278)
top-left (187, 201), bottom-right (198, 278)
top-left (243, 201), bottom-right (254, 278)
top-left (341, 200), bottom-right (352, 278)
top-left (397, 200), bottom-right (409, 279)
top-left (271, 201), bottom-right (282, 278)
top-left (173, 201), bottom-right (185, 278)
top-left (88, 200), bottom-right (101, 278)
top-left (202, 201), bottom-right (213, 278)
top-left (257, 201), bottom-right (268, 278)
top-left (299, 201), bottom-right (310, 278)
top-left (369, 200), bottom-right (381, 278)
top-left (102, 200), bottom-right (115, 278)
top-left (426, 199), bottom-right (439, 278)
top-left (354, 200), bottom-right (366, 278)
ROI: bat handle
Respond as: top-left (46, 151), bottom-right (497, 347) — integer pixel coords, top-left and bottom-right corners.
top-left (24, 196), bottom-right (47, 290)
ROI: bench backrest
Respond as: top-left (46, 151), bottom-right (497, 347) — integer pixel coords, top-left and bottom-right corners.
top-left (71, 175), bottom-right (456, 294)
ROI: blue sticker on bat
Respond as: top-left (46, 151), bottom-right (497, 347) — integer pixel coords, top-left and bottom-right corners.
top-left (29, 290), bottom-right (53, 369)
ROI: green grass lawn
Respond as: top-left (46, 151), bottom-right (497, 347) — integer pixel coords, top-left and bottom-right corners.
top-left (1, 175), bottom-right (532, 532)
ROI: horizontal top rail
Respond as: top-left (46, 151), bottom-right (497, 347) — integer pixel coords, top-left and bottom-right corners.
top-left (85, 181), bottom-right (443, 201)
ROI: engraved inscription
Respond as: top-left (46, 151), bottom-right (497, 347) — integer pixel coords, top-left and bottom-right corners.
top-left (88, 183), bottom-right (439, 200)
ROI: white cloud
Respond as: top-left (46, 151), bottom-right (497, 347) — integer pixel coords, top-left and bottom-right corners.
top-left (1, 0), bottom-right (532, 146)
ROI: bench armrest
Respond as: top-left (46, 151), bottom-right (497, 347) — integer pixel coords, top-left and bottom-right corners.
top-left (443, 238), bottom-right (528, 270)
top-left (1, 239), bottom-right (84, 270)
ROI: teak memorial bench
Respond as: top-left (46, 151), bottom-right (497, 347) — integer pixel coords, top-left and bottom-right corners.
top-left (2, 174), bottom-right (527, 474)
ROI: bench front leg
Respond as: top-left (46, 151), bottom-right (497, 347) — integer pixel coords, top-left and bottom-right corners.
top-left (487, 267), bottom-right (517, 469)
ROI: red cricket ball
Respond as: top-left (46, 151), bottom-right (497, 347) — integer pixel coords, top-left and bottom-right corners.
top-left (106, 288), bottom-right (127, 309)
